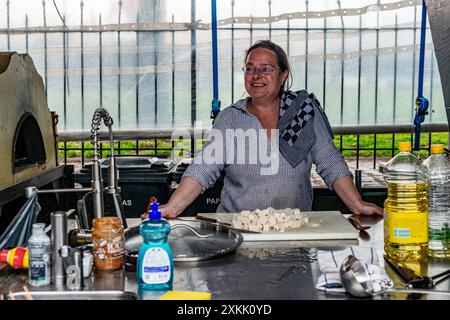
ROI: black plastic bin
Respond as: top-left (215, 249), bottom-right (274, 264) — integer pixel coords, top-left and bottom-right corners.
top-left (74, 156), bottom-right (175, 218)
top-left (171, 158), bottom-right (224, 216)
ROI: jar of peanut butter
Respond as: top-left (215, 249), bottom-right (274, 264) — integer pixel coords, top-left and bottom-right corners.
top-left (92, 217), bottom-right (124, 271)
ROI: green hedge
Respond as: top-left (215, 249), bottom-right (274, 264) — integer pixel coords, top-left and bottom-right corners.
top-left (59, 132), bottom-right (448, 160)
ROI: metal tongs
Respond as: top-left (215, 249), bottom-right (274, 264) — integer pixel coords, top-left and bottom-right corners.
top-left (384, 257), bottom-right (450, 289)
top-left (406, 269), bottom-right (450, 289)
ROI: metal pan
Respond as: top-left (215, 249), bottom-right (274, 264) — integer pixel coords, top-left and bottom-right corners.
top-left (124, 220), bottom-right (243, 262)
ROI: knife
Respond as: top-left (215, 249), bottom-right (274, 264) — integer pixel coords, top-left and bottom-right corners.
top-left (195, 215), bottom-right (260, 234)
top-left (383, 256), bottom-right (420, 284)
top-left (195, 215), bottom-right (232, 226)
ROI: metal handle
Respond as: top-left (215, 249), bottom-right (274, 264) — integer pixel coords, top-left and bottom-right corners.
top-left (171, 224), bottom-right (210, 238)
top-left (355, 169), bottom-right (362, 193)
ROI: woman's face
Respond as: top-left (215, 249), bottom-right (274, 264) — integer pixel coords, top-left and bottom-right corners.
top-left (244, 47), bottom-right (288, 101)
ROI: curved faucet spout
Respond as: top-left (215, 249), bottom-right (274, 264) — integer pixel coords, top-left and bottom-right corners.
top-left (90, 107), bottom-right (116, 220)
top-left (89, 107), bottom-right (126, 228)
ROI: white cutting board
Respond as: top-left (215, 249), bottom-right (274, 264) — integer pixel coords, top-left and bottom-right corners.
top-left (197, 211), bottom-right (359, 241)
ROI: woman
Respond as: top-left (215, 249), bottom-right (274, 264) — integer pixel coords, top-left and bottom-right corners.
top-left (150, 40), bottom-right (383, 218)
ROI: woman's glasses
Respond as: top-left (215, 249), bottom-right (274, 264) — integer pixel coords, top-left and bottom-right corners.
top-left (241, 65), bottom-right (279, 74)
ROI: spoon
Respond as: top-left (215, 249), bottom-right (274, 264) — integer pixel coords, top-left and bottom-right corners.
top-left (339, 255), bottom-right (374, 297)
top-left (347, 216), bottom-right (370, 230)
top-left (339, 255), bottom-right (450, 298)
top-left (347, 217), bottom-right (371, 240)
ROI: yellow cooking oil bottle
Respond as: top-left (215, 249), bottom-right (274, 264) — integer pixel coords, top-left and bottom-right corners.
top-left (383, 141), bottom-right (428, 263)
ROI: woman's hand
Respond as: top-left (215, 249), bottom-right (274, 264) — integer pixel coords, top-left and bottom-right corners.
top-left (351, 200), bottom-right (384, 216)
top-left (159, 203), bottom-right (180, 219)
top-left (140, 176), bottom-right (203, 220)
top-left (140, 203), bottom-right (181, 220)
top-left (332, 175), bottom-right (384, 217)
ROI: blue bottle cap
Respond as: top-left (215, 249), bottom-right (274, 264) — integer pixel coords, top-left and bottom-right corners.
top-left (149, 202), bottom-right (161, 221)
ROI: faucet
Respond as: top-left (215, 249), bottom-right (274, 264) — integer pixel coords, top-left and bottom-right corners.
top-left (90, 109), bottom-right (106, 219)
top-left (88, 107), bottom-right (127, 228)
top-left (90, 107), bottom-right (113, 219)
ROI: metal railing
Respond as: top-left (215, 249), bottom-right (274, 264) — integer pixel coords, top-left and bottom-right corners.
top-left (57, 123), bottom-right (449, 169)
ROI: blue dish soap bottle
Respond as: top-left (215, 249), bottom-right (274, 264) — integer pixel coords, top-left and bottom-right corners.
top-left (137, 201), bottom-right (174, 290)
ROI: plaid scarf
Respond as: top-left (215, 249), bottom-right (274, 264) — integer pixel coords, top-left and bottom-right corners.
top-left (278, 90), bottom-right (334, 168)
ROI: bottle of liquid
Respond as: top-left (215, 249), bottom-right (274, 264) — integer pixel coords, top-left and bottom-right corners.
top-left (137, 201), bottom-right (173, 290)
top-left (383, 141), bottom-right (428, 262)
top-left (0, 247), bottom-right (29, 269)
top-left (28, 223), bottom-right (52, 286)
top-left (422, 144), bottom-right (450, 258)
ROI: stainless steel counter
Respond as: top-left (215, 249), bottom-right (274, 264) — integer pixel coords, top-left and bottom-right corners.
top-left (1, 215), bottom-right (449, 300)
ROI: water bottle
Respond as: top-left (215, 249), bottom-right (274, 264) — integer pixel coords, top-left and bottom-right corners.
top-left (28, 223), bottom-right (52, 286)
top-left (422, 144), bottom-right (450, 258)
top-left (137, 201), bottom-right (173, 290)
top-left (383, 141), bottom-right (428, 263)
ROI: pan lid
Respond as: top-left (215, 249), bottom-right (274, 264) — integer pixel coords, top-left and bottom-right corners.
top-left (124, 220), bottom-right (243, 262)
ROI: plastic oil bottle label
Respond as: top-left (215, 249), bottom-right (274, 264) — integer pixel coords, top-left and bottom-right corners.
top-left (385, 211), bottom-right (428, 244)
top-left (142, 247), bottom-right (171, 284)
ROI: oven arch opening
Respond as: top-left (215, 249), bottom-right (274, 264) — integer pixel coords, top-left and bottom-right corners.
top-left (13, 113), bottom-right (46, 172)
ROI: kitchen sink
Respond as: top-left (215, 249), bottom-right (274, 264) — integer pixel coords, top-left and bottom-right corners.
top-left (5, 290), bottom-right (137, 300)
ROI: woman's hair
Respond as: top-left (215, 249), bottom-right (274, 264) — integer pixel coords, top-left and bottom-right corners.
top-left (245, 40), bottom-right (292, 96)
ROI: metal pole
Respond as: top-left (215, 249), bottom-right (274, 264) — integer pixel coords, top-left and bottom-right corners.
top-left (250, 15), bottom-right (253, 45)
top-left (99, 14), bottom-right (103, 107)
top-left (268, 0), bottom-right (272, 41)
top-left (429, 50), bottom-right (434, 122)
top-left (191, 0), bottom-right (197, 155)
top-left (392, 14), bottom-right (398, 158)
top-left (63, 15), bottom-right (67, 130)
top-left (56, 123), bottom-right (449, 141)
top-left (172, 14), bottom-right (175, 127)
top-left (322, 18), bottom-right (327, 110)
top-left (417, 0), bottom-right (427, 98)
top-left (43, 0), bottom-right (48, 92)
top-left (411, 3), bottom-right (418, 121)
top-left (287, 17), bottom-right (290, 56)
top-left (305, 0), bottom-right (309, 91)
top-left (6, 0), bottom-right (10, 51)
top-left (81, 1), bottom-right (85, 130)
top-left (374, 0), bottom-right (380, 169)
top-left (154, 29), bottom-right (158, 127)
top-left (231, 0), bottom-right (235, 103)
top-left (356, 15), bottom-right (362, 169)
top-left (135, 13), bottom-right (140, 128)
top-left (413, 0), bottom-right (429, 150)
top-left (51, 211), bottom-right (67, 287)
top-left (25, 15), bottom-right (29, 53)
top-left (118, 0), bottom-right (122, 127)
top-left (32, 187), bottom-right (93, 194)
top-left (191, 0), bottom-right (197, 127)
top-left (210, 0), bottom-right (220, 120)
top-left (337, 0), bottom-right (344, 153)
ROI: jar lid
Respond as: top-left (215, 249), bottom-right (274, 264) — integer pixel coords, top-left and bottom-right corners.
top-left (398, 141), bottom-right (411, 152)
top-left (92, 216), bottom-right (122, 227)
top-left (430, 144), bottom-right (444, 154)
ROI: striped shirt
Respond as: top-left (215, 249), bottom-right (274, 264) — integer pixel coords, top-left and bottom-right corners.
top-left (183, 94), bottom-right (352, 213)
